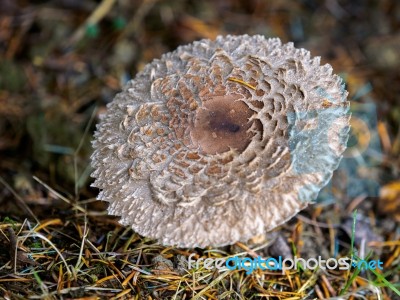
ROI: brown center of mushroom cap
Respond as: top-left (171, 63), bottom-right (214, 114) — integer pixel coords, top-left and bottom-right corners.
top-left (190, 94), bottom-right (255, 154)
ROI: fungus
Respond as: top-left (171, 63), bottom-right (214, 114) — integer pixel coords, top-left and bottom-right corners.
top-left (91, 35), bottom-right (350, 248)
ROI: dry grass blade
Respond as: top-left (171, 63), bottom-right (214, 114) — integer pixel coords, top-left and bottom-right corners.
top-left (0, 176), bottom-right (39, 223)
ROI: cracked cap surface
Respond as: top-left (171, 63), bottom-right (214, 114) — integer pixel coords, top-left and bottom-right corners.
top-left (91, 35), bottom-right (350, 248)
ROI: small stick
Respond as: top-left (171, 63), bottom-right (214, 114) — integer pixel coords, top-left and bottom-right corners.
top-left (8, 227), bottom-right (17, 274)
top-left (67, 0), bottom-right (117, 46)
top-left (227, 77), bottom-right (256, 90)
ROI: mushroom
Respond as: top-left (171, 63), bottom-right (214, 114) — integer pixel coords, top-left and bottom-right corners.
top-left (91, 35), bottom-right (350, 248)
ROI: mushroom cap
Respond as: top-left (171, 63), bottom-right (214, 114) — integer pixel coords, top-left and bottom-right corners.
top-left (91, 35), bottom-right (350, 248)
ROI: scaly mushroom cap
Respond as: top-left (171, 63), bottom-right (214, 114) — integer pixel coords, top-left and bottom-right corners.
top-left (91, 35), bottom-right (350, 247)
